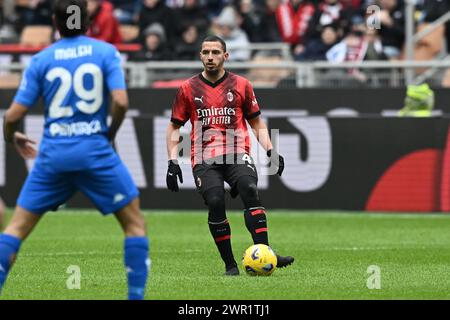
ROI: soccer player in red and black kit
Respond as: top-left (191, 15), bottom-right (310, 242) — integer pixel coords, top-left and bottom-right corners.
top-left (166, 35), bottom-right (294, 276)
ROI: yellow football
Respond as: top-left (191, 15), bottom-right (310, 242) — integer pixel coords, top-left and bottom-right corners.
top-left (242, 244), bottom-right (277, 276)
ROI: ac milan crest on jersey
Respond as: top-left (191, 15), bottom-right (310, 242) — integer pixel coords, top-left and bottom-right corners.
top-left (227, 91), bottom-right (234, 102)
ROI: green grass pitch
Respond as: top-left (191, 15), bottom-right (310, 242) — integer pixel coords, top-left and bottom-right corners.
top-left (1, 210), bottom-right (450, 300)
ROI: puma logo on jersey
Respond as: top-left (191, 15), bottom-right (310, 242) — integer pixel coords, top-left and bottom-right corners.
top-left (194, 96), bottom-right (204, 104)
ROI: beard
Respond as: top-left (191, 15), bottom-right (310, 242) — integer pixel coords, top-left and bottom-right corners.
top-left (205, 67), bottom-right (220, 76)
top-left (203, 59), bottom-right (224, 76)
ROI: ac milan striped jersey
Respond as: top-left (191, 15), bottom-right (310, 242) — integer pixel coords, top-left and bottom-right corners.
top-left (171, 71), bottom-right (261, 166)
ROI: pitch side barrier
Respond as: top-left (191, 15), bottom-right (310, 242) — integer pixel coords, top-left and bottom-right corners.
top-left (1, 88), bottom-right (450, 212)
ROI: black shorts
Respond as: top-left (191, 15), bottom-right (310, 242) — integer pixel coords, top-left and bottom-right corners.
top-left (192, 153), bottom-right (258, 197)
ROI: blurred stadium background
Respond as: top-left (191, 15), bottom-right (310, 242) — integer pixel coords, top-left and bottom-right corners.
top-left (0, 0), bottom-right (450, 213)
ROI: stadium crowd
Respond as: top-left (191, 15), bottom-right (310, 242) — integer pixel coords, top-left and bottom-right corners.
top-left (0, 0), bottom-right (448, 62)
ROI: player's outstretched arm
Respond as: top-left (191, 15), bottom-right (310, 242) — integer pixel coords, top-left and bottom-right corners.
top-left (247, 116), bottom-right (285, 176)
top-left (3, 102), bottom-right (37, 160)
top-left (166, 122), bottom-right (183, 192)
top-left (108, 89), bottom-right (129, 143)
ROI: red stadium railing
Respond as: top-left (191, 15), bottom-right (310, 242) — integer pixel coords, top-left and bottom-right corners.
top-left (0, 43), bottom-right (142, 54)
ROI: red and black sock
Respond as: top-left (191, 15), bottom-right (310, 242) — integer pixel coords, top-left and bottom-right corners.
top-left (244, 207), bottom-right (269, 246)
top-left (208, 219), bottom-right (236, 268)
top-left (204, 187), bottom-right (237, 269)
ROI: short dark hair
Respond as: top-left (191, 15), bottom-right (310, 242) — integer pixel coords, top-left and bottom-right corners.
top-left (53, 0), bottom-right (89, 37)
top-left (201, 35), bottom-right (227, 52)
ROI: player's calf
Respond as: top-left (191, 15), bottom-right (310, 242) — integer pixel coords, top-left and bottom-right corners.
top-left (236, 177), bottom-right (270, 246)
top-left (244, 207), bottom-right (269, 246)
top-left (0, 234), bottom-right (21, 294)
top-left (205, 187), bottom-right (238, 274)
top-left (115, 198), bottom-right (150, 300)
top-left (0, 206), bottom-right (42, 293)
top-left (124, 237), bottom-right (151, 300)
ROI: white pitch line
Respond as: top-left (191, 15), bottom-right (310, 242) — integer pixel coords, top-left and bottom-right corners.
top-left (20, 249), bottom-right (204, 257)
top-left (21, 251), bottom-right (122, 257)
top-left (309, 246), bottom-right (446, 251)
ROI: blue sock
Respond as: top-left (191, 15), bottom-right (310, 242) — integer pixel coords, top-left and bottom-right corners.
top-left (0, 234), bottom-right (22, 294)
top-left (124, 237), bottom-right (150, 300)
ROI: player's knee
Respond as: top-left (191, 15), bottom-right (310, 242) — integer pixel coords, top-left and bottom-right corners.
top-left (124, 214), bottom-right (146, 237)
top-left (204, 188), bottom-right (225, 210)
top-left (115, 200), bottom-right (147, 237)
top-left (237, 177), bottom-right (259, 200)
top-left (204, 187), bottom-right (226, 223)
top-left (207, 194), bottom-right (224, 210)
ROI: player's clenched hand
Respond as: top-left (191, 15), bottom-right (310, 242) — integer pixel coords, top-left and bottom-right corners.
top-left (166, 160), bottom-right (183, 192)
top-left (267, 149), bottom-right (285, 176)
top-left (13, 132), bottom-right (37, 160)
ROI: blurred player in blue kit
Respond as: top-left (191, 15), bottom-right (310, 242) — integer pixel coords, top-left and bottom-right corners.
top-left (0, 0), bottom-right (150, 300)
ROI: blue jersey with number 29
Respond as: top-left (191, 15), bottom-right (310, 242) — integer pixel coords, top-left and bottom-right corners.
top-left (14, 35), bottom-right (126, 170)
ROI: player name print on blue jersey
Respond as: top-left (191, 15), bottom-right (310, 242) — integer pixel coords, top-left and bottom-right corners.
top-left (49, 119), bottom-right (102, 137)
top-left (54, 45), bottom-right (93, 60)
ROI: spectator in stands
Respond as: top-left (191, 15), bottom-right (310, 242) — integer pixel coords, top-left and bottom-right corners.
top-left (174, 24), bottom-right (201, 60)
top-left (87, 0), bottom-right (123, 44)
top-left (326, 15), bottom-right (386, 83)
top-left (275, 0), bottom-right (317, 46)
top-left (0, 0), bottom-right (19, 40)
top-left (341, 0), bottom-right (363, 11)
top-left (206, 0), bottom-right (231, 18)
top-left (139, 0), bottom-right (175, 45)
top-left (306, 0), bottom-right (353, 41)
top-left (327, 15), bottom-right (385, 62)
top-left (212, 6), bottom-right (251, 61)
top-left (257, 0), bottom-right (283, 42)
top-left (315, 0), bottom-right (346, 27)
top-left (234, 0), bottom-right (266, 42)
top-left (174, 0), bottom-right (210, 36)
top-left (376, 0), bottom-right (405, 59)
top-left (132, 22), bottom-right (173, 61)
top-left (165, 0), bottom-right (185, 8)
top-left (295, 22), bottom-right (341, 61)
top-left (110, 0), bottom-right (142, 24)
top-left (17, 0), bottom-right (53, 29)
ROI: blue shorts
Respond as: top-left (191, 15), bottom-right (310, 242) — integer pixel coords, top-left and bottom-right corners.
top-left (17, 148), bottom-right (139, 215)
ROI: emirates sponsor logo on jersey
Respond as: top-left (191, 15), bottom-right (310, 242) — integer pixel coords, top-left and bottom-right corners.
top-left (196, 106), bottom-right (236, 126)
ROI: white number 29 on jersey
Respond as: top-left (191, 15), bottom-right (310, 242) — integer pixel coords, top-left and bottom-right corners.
top-left (46, 63), bottom-right (103, 119)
